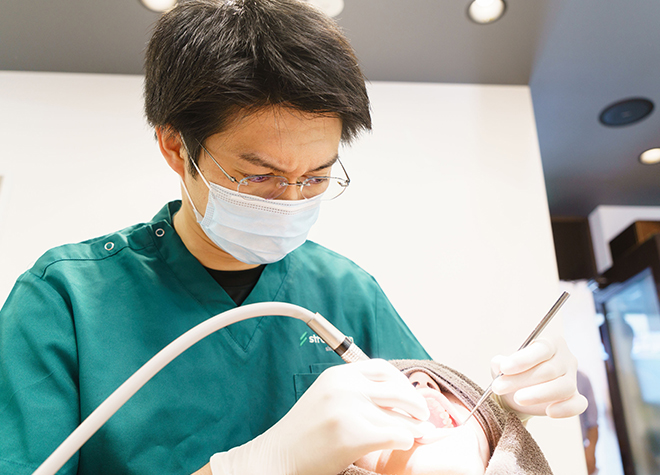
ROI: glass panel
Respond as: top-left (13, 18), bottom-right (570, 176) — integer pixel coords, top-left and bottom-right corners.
top-left (604, 268), bottom-right (660, 475)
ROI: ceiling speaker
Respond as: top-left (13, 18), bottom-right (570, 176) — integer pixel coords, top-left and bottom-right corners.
top-left (599, 98), bottom-right (654, 126)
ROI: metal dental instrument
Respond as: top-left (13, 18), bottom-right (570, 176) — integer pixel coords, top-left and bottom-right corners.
top-left (462, 291), bottom-right (570, 425)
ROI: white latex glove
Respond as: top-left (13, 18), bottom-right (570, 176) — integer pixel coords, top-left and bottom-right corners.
top-left (210, 359), bottom-right (433, 475)
top-left (490, 335), bottom-right (588, 418)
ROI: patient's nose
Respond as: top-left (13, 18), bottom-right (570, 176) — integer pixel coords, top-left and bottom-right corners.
top-left (409, 371), bottom-right (441, 392)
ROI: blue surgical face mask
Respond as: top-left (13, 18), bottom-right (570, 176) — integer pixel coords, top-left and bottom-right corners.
top-left (181, 158), bottom-right (322, 265)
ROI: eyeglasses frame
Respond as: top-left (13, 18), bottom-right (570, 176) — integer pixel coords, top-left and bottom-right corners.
top-left (197, 142), bottom-right (350, 201)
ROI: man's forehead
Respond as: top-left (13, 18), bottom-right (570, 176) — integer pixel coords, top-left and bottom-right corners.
top-left (222, 105), bottom-right (342, 132)
top-left (204, 106), bottom-right (342, 174)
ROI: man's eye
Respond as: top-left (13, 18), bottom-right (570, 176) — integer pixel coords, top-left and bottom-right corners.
top-left (306, 177), bottom-right (327, 185)
top-left (246, 175), bottom-right (271, 184)
top-left (411, 381), bottom-right (419, 388)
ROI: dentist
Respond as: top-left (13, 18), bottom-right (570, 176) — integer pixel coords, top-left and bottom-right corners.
top-left (0, 1), bottom-right (586, 474)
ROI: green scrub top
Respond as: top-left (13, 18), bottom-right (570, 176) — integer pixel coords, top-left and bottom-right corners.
top-left (0, 201), bottom-right (429, 475)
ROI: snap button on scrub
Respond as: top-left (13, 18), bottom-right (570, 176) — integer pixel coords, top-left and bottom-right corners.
top-left (155, 228), bottom-right (165, 237)
top-left (104, 242), bottom-right (114, 251)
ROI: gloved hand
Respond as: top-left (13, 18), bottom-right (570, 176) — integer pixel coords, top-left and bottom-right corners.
top-left (209, 359), bottom-right (433, 475)
top-left (490, 335), bottom-right (588, 418)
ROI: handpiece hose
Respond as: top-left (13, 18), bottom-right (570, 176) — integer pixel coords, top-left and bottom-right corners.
top-left (32, 302), bottom-right (368, 475)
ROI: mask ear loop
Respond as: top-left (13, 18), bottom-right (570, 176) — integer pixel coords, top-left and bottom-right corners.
top-left (178, 134), bottom-right (209, 219)
top-left (179, 177), bottom-right (204, 221)
top-left (180, 134), bottom-right (213, 190)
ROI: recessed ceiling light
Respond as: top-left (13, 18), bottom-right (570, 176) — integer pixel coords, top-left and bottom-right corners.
top-left (467, 0), bottom-right (506, 24)
top-left (599, 98), bottom-right (654, 127)
top-left (639, 148), bottom-right (660, 165)
top-left (139, 0), bottom-right (177, 13)
top-left (306, 0), bottom-right (344, 17)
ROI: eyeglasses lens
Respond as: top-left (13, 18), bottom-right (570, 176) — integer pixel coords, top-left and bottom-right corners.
top-left (300, 178), bottom-right (346, 200)
top-left (236, 176), bottom-right (286, 200)
top-left (237, 176), bottom-right (347, 201)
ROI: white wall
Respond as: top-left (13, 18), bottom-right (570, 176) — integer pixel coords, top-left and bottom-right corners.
top-left (0, 72), bottom-right (180, 299)
top-left (0, 72), bottom-right (585, 474)
top-left (589, 205), bottom-right (660, 274)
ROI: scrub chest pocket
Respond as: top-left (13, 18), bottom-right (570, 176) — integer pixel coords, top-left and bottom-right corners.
top-left (294, 362), bottom-right (343, 400)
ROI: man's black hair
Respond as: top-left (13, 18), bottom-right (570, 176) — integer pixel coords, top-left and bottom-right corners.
top-left (144, 0), bottom-right (372, 168)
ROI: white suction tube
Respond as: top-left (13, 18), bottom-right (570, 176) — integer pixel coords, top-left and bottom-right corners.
top-left (32, 302), bottom-right (368, 475)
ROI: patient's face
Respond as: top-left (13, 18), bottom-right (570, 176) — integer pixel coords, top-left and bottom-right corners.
top-left (354, 371), bottom-right (490, 475)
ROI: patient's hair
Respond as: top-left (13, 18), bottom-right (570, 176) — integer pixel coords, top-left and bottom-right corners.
top-left (144, 0), bottom-right (371, 170)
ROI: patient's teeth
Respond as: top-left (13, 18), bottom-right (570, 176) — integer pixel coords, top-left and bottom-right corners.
top-left (420, 388), bottom-right (459, 430)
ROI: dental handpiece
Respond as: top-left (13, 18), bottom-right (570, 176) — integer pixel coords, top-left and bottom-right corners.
top-left (306, 312), bottom-right (370, 363)
top-left (462, 291), bottom-right (570, 425)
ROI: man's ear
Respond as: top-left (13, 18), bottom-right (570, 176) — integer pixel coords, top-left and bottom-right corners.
top-left (157, 126), bottom-right (187, 179)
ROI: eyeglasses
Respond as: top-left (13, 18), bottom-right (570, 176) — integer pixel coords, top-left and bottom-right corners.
top-left (198, 143), bottom-right (350, 201)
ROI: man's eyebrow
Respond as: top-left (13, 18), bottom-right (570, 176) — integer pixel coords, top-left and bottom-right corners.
top-left (237, 153), bottom-right (284, 172)
top-left (310, 154), bottom-right (339, 173)
top-left (237, 153), bottom-right (339, 175)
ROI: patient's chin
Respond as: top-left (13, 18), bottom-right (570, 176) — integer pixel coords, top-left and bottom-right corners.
top-left (353, 428), bottom-right (487, 475)
top-left (353, 423), bottom-right (487, 475)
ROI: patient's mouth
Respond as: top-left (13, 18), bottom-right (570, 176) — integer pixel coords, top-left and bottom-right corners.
top-left (414, 389), bottom-right (464, 445)
top-left (418, 388), bottom-right (460, 429)
top-left (427, 399), bottom-right (457, 428)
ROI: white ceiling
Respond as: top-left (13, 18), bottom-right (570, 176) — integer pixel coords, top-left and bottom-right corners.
top-left (2, 0), bottom-right (659, 216)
